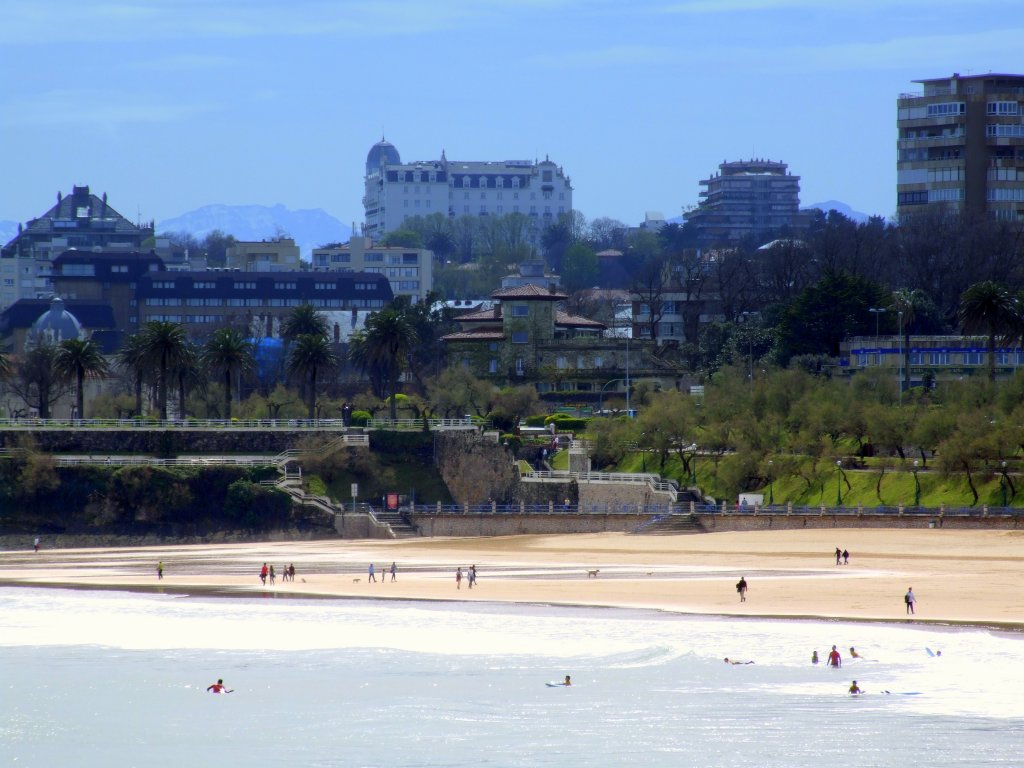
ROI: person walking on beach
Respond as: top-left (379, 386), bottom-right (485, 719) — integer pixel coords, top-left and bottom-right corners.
top-left (905, 587), bottom-right (916, 615)
top-left (812, 650), bottom-right (819, 665)
top-left (456, 567), bottom-right (463, 589)
top-left (468, 564), bottom-right (477, 589)
top-left (269, 565), bottom-right (276, 585)
top-left (736, 576), bottom-right (748, 602)
top-left (259, 563), bottom-right (268, 585)
top-left (368, 563), bottom-right (376, 583)
top-left (157, 561), bottom-right (163, 580)
top-left (827, 645), bottom-right (842, 668)
top-left (33, 536), bottom-right (40, 553)
top-left (842, 549), bottom-right (849, 565)
top-left (288, 563), bottom-right (295, 582)
top-left (390, 562), bottom-right (397, 582)
top-left (835, 547), bottom-right (841, 565)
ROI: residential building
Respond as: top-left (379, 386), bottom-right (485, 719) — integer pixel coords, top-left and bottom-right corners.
top-left (362, 139), bottom-right (573, 244)
top-left (897, 73), bottom-right (1024, 220)
top-left (136, 270), bottom-right (393, 339)
top-left (685, 159), bottom-right (803, 245)
top-left (225, 237), bottom-right (301, 272)
top-left (311, 235), bottom-right (433, 303)
top-left (51, 250), bottom-right (166, 344)
top-left (500, 260), bottom-right (560, 291)
top-left (841, 335), bottom-right (1024, 384)
top-left (0, 185), bottom-right (152, 308)
top-left (441, 284), bottom-right (673, 398)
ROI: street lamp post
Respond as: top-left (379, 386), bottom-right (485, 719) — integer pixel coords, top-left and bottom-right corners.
top-left (768, 459), bottom-right (774, 506)
top-left (835, 460), bottom-right (843, 507)
top-left (869, 307), bottom-right (887, 342)
top-left (690, 444), bottom-right (698, 486)
top-left (741, 311), bottom-right (755, 382)
top-left (913, 459), bottom-right (920, 507)
top-left (897, 310), bottom-right (904, 406)
top-left (1001, 460), bottom-right (1008, 507)
top-left (625, 334), bottom-right (632, 417)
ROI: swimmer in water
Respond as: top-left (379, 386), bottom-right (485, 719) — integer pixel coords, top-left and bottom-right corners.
top-left (563, 675), bottom-right (572, 686)
top-left (849, 681), bottom-right (862, 695)
top-left (849, 647), bottom-right (860, 658)
top-left (724, 658), bottom-right (755, 665)
top-left (812, 650), bottom-right (819, 664)
top-left (206, 678), bottom-right (233, 693)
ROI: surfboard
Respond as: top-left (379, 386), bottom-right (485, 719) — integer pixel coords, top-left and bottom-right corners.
top-left (546, 682), bottom-right (570, 687)
top-left (925, 647), bottom-right (935, 657)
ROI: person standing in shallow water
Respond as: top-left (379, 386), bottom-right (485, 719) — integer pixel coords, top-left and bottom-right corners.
top-left (827, 645), bottom-right (842, 668)
top-left (456, 567), bottom-right (463, 589)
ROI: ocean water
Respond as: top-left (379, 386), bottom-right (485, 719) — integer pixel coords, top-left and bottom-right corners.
top-left (0, 587), bottom-right (1020, 767)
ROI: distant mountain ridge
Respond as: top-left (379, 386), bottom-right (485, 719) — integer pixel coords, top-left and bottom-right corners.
top-left (801, 200), bottom-right (873, 223)
top-left (156, 204), bottom-right (352, 258)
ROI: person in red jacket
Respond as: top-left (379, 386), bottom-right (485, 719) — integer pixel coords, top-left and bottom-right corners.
top-left (206, 679), bottom-right (233, 693)
top-left (827, 645), bottom-right (842, 668)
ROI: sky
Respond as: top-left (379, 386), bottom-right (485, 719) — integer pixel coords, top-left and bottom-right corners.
top-left (1, 0), bottom-right (1021, 229)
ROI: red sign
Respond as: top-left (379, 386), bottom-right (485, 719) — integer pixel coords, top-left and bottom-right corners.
top-left (386, 493), bottom-right (399, 511)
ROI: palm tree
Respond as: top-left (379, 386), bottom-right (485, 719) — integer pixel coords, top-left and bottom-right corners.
top-left (117, 333), bottom-right (149, 417)
top-left (173, 341), bottom-right (202, 420)
top-left (287, 334), bottom-right (338, 419)
top-left (281, 304), bottom-right (329, 341)
top-left (889, 288), bottom-right (925, 393)
top-left (202, 328), bottom-right (255, 419)
top-left (54, 338), bottom-right (110, 419)
top-left (958, 281), bottom-right (1022, 382)
top-left (349, 308), bottom-right (419, 420)
top-left (137, 321), bottom-right (189, 420)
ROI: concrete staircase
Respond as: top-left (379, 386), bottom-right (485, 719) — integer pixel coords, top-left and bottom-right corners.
top-left (632, 512), bottom-right (704, 535)
top-left (372, 509), bottom-right (419, 538)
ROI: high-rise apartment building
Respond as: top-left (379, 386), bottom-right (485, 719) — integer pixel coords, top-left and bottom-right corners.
top-left (362, 140), bottom-right (572, 243)
top-left (897, 73), bottom-right (1024, 220)
top-left (685, 159), bottom-right (802, 245)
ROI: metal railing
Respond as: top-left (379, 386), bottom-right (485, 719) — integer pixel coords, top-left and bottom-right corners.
top-left (0, 418), bottom-right (350, 430)
top-left (365, 417), bottom-right (480, 431)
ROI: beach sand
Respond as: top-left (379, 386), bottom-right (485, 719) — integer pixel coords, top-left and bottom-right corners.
top-left (2, 529), bottom-right (1023, 628)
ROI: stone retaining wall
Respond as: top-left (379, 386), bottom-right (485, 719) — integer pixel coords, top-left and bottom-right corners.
top-left (698, 513), bottom-right (1024, 531)
top-left (0, 429), bottom-right (338, 454)
top-left (410, 512), bottom-right (649, 537)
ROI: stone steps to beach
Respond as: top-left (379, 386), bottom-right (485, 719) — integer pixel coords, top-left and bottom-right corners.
top-left (631, 513), bottom-right (705, 535)
top-left (374, 511), bottom-right (420, 538)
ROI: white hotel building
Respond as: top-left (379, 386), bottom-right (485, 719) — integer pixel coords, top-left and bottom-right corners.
top-left (362, 139), bottom-right (573, 243)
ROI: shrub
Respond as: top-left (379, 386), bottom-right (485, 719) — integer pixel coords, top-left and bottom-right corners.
top-left (350, 410), bottom-right (371, 427)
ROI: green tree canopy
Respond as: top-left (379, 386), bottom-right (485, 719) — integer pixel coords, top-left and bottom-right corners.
top-left (202, 328), bottom-right (256, 419)
top-left (54, 338), bottom-right (109, 419)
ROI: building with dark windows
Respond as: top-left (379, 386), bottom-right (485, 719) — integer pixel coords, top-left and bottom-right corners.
top-left (0, 185), bottom-right (152, 309)
top-left (312, 235), bottom-right (433, 303)
top-left (897, 73), bottom-right (1024, 220)
top-left (685, 159), bottom-right (804, 245)
top-left (362, 139), bottom-right (573, 244)
top-left (51, 250), bottom-right (166, 342)
top-left (136, 270), bottom-right (393, 339)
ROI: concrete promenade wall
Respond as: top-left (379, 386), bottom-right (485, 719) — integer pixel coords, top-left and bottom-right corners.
top-left (409, 511), bottom-right (1024, 537)
top-left (698, 512), bottom-right (1024, 531)
top-left (410, 512), bottom-right (649, 537)
top-left (0, 429), bottom-right (335, 454)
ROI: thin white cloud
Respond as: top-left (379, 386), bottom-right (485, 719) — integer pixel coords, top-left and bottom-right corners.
top-left (135, 53), bottom-right (240, 72)
top-left (528, 45), bottom-right (677, 69)
top-left (1, 89), bottom-right (216, 127)
top-left (0, 0), bottom-right (542, 44)
top-left (655, 0), bottom-right (1016, 12)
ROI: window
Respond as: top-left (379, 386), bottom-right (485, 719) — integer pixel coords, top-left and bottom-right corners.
top-left (515, 357), bottom-right (524, 375)
top-left (111, 264), bottom-right (128, 273)
top-left (364, 253), bottom-right (383, 263)
top-left (488, 359), bottom-right (498, 373)
top-left (556, 356), bottom-right (567, 369)
top-left (543, 170), bottom-right (553, 182)
top-left (330, 253), bottom-right (351, 263)
top-left (594, 356), bottom-right (603, 368)
top-left (898, 191), bottom-right (928, 206)
top-left (926, 102), bottom-right (965, 117)
top-left (987, 101), bottom-right (1019, 115)
top-left (929, 188), bottom-right (962, 202)
top-left (274, 281), bottom-right (297, 290)
top-left (987, 188), bottom-right (1024, 202)
top-left (314, 281), bottom-right (336, 290)
top-left (193, 281), bottom-right (215, 289)
top-left (986, 124), bottom-right (1024, 138)
top-left (511, 331), bottom-right (528, 344)
top-left (512, 177), bottom-right (520, 188)
top-left (233, 281), bottom-right (256, 290)
top-left (511, 305), bottom-right (529, 317)
top-left (152, 280), bottom-right (175, 289)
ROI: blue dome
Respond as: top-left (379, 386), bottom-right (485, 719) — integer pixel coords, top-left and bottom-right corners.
top-left (29, 296), bottom-right (83, 347)
top-left (366, 139), bottom-right (401, 175)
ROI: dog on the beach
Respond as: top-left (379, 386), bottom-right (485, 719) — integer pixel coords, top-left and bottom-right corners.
top-left (586, 569), bottom-right (599, 578)
top-left (352, 578), bottom-right (360, 583)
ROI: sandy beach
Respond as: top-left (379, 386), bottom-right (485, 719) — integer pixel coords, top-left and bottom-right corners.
top-left (2, 529), bottom-right (1024, 629)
